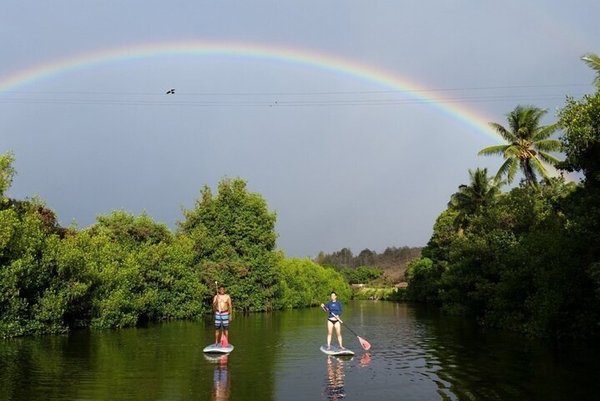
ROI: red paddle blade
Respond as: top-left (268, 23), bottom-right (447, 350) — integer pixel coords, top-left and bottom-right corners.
top-left (221, 333), bottom-right (229, 347)
top-left (358, 336), bottom-right (371, 351)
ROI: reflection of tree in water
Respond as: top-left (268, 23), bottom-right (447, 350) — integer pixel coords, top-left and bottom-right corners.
top-left (324, 356), bottom-right (347, 400)
top-left (211, 355), bottom-right (230, 401)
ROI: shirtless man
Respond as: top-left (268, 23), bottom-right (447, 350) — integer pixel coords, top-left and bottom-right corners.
top-left (212, 285), bottom-right (233, 345)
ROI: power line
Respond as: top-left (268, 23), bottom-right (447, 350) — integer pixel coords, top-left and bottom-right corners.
top-left (0, 83), bottom-right (591, 107)
top-left (0, 82), bottom-right (591, 97)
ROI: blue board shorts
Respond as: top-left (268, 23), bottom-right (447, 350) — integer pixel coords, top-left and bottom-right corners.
top-left (215, 311), bottom-right (230, 329)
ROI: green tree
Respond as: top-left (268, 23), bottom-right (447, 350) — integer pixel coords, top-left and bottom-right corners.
top-left (559, 92), bottom-right (600, 187)
top-left (479, 105), bottom-right (561, 185)
top-left (0, 152), bottom-right (16, 201)
top-left (178, 178), bottom-right (279, 311)
top-left (356, 248), bottom-right (375, 267)
top-left (405, 257), bottom-right (443, 303)
top-left (0, 198), bottom-right (68, 336)
top-left (90, 210), bottom-right (173, 247)
top-left (276, 258), bottom-right (350, 309)
top-left (448, 168), bottom-right (501, 230)
top-left (556, 55), bottom-right (600, 333)
top-left (340, 265), bottom-right (383, 284)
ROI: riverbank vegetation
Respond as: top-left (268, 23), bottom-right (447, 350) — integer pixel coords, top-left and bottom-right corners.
top-left (406, 54), bottom-right (600, 339)
top-left (0, 169), bottom-right (349, 338)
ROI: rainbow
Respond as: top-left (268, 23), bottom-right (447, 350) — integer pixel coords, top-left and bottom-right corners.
top-left (0, 40), bottom-right (500, 142)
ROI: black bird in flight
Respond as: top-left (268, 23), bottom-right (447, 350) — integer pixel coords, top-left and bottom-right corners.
top-left (166, 88), bottom-right (175, 94)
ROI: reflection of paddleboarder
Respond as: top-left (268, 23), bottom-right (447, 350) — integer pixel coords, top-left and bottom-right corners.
top-left (325, 356), bottom-right (346, 400)
top-left (212, 285), bottom-right (233, 345)
top-left (212, 355), bottom-right (230, 401)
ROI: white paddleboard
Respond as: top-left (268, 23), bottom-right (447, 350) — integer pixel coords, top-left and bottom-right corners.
top-left (203, 343), bottom-right (235, 354)
top-left (320, 345), bottom-right (355, 356)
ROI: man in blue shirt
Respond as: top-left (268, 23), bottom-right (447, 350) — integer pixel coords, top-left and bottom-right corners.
top-left (321, 291), bottom-right (344, 349)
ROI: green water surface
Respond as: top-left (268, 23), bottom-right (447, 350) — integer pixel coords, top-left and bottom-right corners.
top-left (1, 301), bottom-right (597, 401)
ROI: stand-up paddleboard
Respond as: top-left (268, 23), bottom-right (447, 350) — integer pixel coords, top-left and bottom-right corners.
top-left (320, 345), bottom-right (354, 356)
top-left (203, 343), bottom-right (234, 354)
top-left (203, 353), bottom-right (229, 362)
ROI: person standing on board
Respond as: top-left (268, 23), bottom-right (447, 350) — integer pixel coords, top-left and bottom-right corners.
top-left (213, 285), bottom-right (233, 345)
top-left (321, 291), bottom-right (344, 349)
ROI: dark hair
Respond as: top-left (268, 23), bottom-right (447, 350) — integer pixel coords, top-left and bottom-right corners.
top-left (330, 291), bottom-right (337, 295)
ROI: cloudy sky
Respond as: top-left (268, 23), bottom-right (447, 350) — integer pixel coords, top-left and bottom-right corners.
top-left (1, 1), bottom-right (598, 257)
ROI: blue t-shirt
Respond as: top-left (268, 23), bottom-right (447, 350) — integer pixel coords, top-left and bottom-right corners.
top-left (325, 301), bottom-right (342, 318)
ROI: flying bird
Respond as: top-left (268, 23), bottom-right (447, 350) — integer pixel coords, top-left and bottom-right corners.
top-left (166, 88), bottom-right (175, 94)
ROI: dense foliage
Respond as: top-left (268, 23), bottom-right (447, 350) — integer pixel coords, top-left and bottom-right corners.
top-left (276, 258), bottom-right (351, 309)
top-left (0, 169), bottom-right (348, 338)
top-left (406, 61), bottom-right (600, 338)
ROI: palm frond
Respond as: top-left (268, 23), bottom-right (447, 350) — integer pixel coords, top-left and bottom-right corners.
top-left (478, 144), bottom-right (508, 156)
top-left (582, 53), bottom-right (600, 88)
top-left (496, 158), bottom-right (515, 183)
top-left (530, 157), bottom-right (550, 179)
top-left (507, 159), bottom-right (519, 183)
top-left (489, 122), bottom-right (517, 142)
top-left (538, 151), bottom-right (561, 165)
top-left (502, 145), bottom-right (522, 157)
top-left (534, 139), bottom-right (562, 152)
top-left (533, 122), bottom-right (560, 141)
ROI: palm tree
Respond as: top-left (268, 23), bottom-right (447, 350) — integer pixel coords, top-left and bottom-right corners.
top-left (478, 105), bottom-right (561, 186)
top-left (582, 53), bottom-right (600, 88)
top-left (448, 168), bottom-right (501, 230)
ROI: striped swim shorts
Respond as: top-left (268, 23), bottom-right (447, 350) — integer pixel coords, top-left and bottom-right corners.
top-left (215, 311), bottom-right (230, 329)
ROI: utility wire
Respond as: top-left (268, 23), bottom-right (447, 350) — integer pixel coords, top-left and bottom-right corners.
top-left (0, 83), bottom-right (591, 107)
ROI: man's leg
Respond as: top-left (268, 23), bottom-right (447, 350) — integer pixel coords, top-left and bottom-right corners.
top-left (215, 313), bottom-right (221, 344)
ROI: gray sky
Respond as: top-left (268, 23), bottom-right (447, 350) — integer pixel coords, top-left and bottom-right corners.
top-left (1, 1), bottom-right (598, 257)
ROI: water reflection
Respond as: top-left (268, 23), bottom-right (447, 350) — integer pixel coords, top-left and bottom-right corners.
top-left (206, 354), bottom-right (230, 401)
top-left (359, 352), bottom-right (371, 367)
top-left (1, 303), bottom-right (599, 401)
top-left (324, 356), bottom-right (350, 400)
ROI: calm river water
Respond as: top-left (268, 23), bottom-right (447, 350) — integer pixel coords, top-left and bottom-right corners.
top-left (0, 301), bottom-right (597, 401)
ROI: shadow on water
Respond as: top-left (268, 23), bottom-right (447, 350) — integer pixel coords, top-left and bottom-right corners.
top-left (411, 305), bottom-right (600, 401)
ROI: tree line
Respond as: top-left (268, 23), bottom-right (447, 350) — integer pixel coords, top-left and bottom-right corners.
top-left (315, 246), bottom-right (422, 284)
top-left (405, 54), bottom-right (600, 338)
top-left (0, 170), bottom-right (350, 338)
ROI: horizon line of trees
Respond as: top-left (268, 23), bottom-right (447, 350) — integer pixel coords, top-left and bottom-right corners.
top-left (405, 53), bottom-right (600, 339)
top-left (315, 246), bottom-right (422, 285)
top-left (315, 246), bottom-right (422, 270)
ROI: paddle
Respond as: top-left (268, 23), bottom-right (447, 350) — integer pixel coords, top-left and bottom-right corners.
top-left (322, 306), bottom-right (371, 351)
top-left (220, 333), bottom-right (229, 347)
